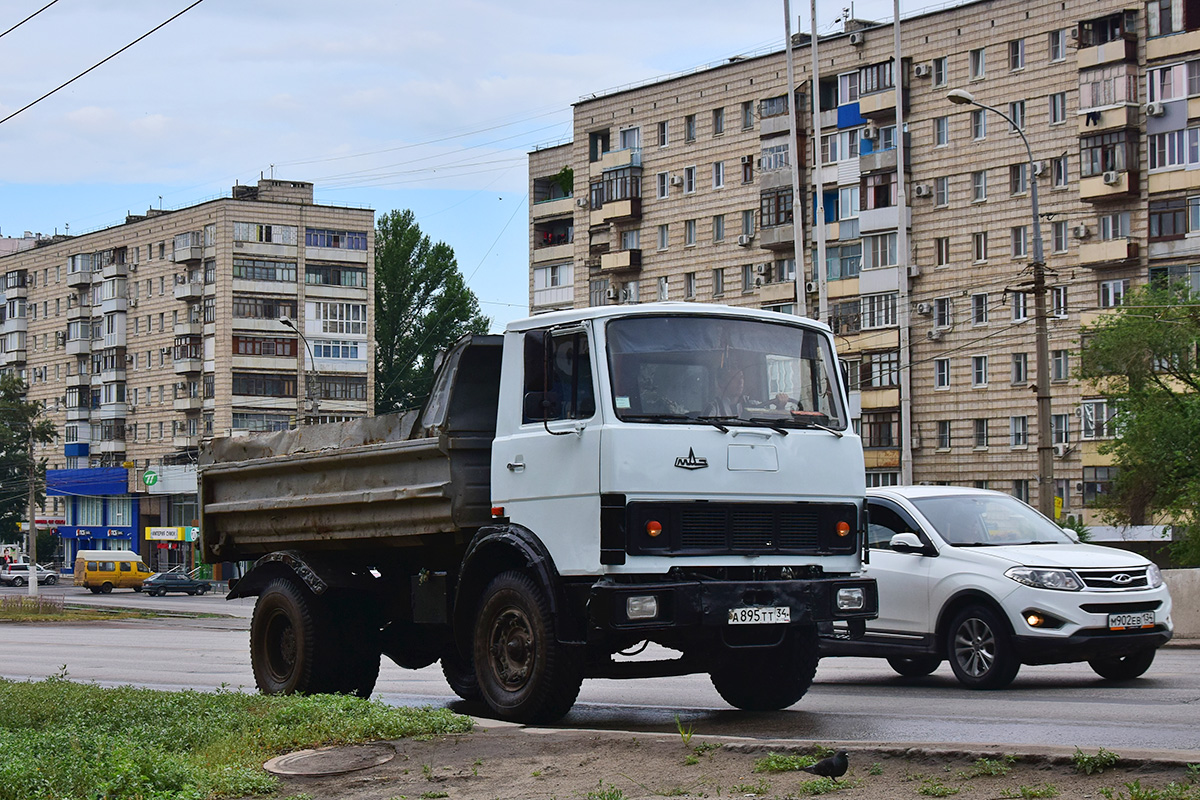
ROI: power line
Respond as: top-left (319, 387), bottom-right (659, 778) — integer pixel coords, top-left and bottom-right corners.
top-left (0, 0), bottom-right (206, 128)
top-left (0, 0), bottom-right (60, 41)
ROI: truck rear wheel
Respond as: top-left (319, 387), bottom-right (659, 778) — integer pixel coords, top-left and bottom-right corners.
top-left (251, 578), bottom-right (337, 695)
top-left (473, 570), bottom-right (582, 723)
top-left (710, 626), bottom-right (819, 711)
top-left (441, 651), bottom-right (482, 702)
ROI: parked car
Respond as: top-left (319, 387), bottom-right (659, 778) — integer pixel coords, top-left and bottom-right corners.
top-left (821, 486), bottom-right (1174, 688)
top-left (142, 572), bottom-right (213, 597)
top-left (0, 563), bottom-right (59, 586)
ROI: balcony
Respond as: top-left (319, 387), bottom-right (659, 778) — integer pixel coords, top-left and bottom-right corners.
top-left (1077, 104), bottom-right (1137, 134)
top-left (761, 111), bottom-right (799, 138)
top-left (531, 195), bottom-right (575, 220)
top-left (1147, 30), bottom-right (1200, 61)
top-left (100, 261), bottom-right (127, 280)
top-left (1076, 37), bottom-right (1137, 68)
top-left (858, 205), bottom-right (912, 234)
top-left (65, 372), bottom-right (91, 388)
top-left (757, 224), bottom-right (797, 252)
top-left (174, 320), bottom-right (204, 337)
top-left (860, 388), bottom-right (901, 409)
top-left (96, 440), bottom-right (126, 455)
top-left (858, 146), bottom-right (909, 175)
top-left (98, 296), bottom-right (127, 315)
top-left (67, 303), bottom-right (92, 322)
top-left (590, 197), bottom-right (642, 225)
top-left (173, 434), bottom-right (200, 449)
top-left (66, 269), bottom-right (92, 288)
top-left (532, 285), bottom-right (573, 309)
top-left (66, 338), bottom-right (91, 356)
top-left (174, 355), bottom-right (203, 374)
top-left (858, 89), bottom-right (907, 119)
top-left (3, 315), bottom-right (27, 334)
top-left (1078, 238), bottom-right (1139, 268)
top-left (174, 280), bottom-right (204, 301)
top-left (599, 249), bottom-right (642, 272)
top-left (4, 346), bottom-right (26, 364)
top-left (1079, 170), bottom-right (1138, 202)
top-left (1149, 234), bottom-right (1200, 260)
top-left (173, 396), bottom-right (203, 412)
top-left (1148, 168), bottom-right (1200, 194)
top-left (589, 147), bottom-right (641, 178)
top-left (65, 406), bottom-right (89, 422)
top-left (172, 232), bottom-right (204, 263)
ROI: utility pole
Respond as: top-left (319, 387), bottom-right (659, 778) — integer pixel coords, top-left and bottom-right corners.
top-left (27, 418), bottom-right (38, 598)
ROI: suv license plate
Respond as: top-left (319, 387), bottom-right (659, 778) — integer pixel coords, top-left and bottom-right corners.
top-left (1108, 612), bottom-right (1155, 630)
top-left (728, 606), bottom-right (790, 625)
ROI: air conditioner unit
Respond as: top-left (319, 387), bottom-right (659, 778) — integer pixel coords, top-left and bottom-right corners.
top-left (576, 197), bottom-right (588, 208)
top-left (804, 280), bottom-right (818, 294)
top-left (741, 155), bottom-right (753, 164)
top-left (1145, 101), bottom-right (1166, 117)
top-left (1068, 27), bottom-right (1079, 40)
top-left (908, 264), bottom-right (921, 278)
top-left (669, 175), bottom-right (684, 187)
top-left (1032, 161), bottom-right (1046, 176)
top-left (927, 329), bottom-right (945, 341)
top-left (849, 31), bottom-right (864, 46)
top-left (755, 264), bottom-right (768, 275)
top-left (862, 125), bottom-right (879, 141)
top-left (913, 63), bottom-right (932, 78)
top-left (125, 354), bottom-right (133, 363)
top-left (1102, 170), bottom-right (1121, 185)
top-left (1073, 224), bottom-right (1091, 239)
top-left (127, 405), bottom-right (136, 414)
top-left (916, 302), bottom-right (933, 316)
top-left (55, 331), bottom-right (66, 345)
top-left (128, 299), bottom-right (137, 308)
top-left (912, 184), bottom-right (931, 198)
top-left (1053, 443), bottom-right (1070, 458)
top-left (605, 286), bottom-right (620, 301)
top-left (737, 233), bottom-right (754, 247)
top-left (128, 262), bottom-right (137, 272)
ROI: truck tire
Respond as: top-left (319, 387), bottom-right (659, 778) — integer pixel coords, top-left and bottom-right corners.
top-left (946, 604), bottom-right (1020, 689)
top-left (887, 655), bottom-right (942, 677)
top-left (1089, 647), bottom-right (1157, 681)
top-left (473, 570), bottom-right (582, 723)
top-left (709, 626), bottom-right (819, 711)
top-left (250, 578), bottom-right (338, 695)
top-left (441, 651), bottom-right (482, 702)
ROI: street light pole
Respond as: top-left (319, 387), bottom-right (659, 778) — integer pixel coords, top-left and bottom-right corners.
top-left (279, 317), bottom-right (320, 423)
top-left (947, 89), bottom-right (1055, 518)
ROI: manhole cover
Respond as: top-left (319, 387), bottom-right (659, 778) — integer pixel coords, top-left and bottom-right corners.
top-left (264, 741), bottom-right (396, 776)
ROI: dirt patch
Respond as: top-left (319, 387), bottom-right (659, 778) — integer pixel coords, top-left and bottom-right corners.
top-left (263, 725), bottom-right (1200, 799)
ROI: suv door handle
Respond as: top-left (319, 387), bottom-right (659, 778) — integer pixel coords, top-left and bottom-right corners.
top-left (506, 461), bottom-right (525, 472)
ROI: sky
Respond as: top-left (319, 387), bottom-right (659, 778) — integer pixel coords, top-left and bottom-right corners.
top-left (0, 0), bottom-right (925, 331)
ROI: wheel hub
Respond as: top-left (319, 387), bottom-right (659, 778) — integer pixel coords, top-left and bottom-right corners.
top-left (954, 618), bottom-right (995, 677)
top-left (489, 607), bottom-right (534, 689)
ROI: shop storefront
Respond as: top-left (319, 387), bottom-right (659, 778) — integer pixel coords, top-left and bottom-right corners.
top-left (46, 468), bottom-right (140, 573)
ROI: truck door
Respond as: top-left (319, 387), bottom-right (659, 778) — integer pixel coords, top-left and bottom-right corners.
top-left (491, 326), bottom-right (603, 575)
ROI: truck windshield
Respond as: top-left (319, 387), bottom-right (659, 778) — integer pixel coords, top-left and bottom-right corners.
top-left (606, 315), bottom-right (847, 429)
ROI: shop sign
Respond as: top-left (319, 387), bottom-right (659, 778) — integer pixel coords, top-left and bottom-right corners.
top-left (147, 527), bottom-right (185, 542)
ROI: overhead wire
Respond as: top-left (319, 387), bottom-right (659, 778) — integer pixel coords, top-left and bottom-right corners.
top-left (0, 0), bottom-right (60, 40)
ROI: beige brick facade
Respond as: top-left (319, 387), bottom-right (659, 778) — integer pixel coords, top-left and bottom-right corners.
top-left (529, 0), bottom-right (1187, 521)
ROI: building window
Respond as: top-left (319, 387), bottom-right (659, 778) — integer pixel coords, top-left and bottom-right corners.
top-left (861, 350), bottom-right (900, 388)
top-left (1081, 131), bottom-right (1134, 177)
top-left (1008, 101), bottom-right (1025, 132)
top-left (1012, 479), bottom-right (1030, 503)
top-left (971, 293), bottom-right (989, 325)
top-left (1049, 29), bottom-right (1067, 61)
top-left (712, 161), bottom-right (725, 189)
top-left (305, 263), bottom-right (367, 287)
top-left (712, 268), bottom-right (724, 296)
top-left (684, 114), bottom-right (696, 142)
top-left (742, 155), bottom-right (754, 183)
top-left (708, 214), bottom-right (723, 243)
top-left (1100, 278), bottom-right (1130, 308)
top-left (1150, 198), bottom-right (1186, 239)
top-left (1049, 92), bottom-right (1067, 124)
top-left (304, 228), bottom-right (367, 250)
top-left (1082, 399), bottom-right (1115, 439)
top-left (313, 301), bottom-right (368, 334)
top-left (934, 116), bottom-right (949, 146)
top-left (620, 229), bottom-right (640, 251)
top-left (657, 224), bottom-right (670, 250)
top-left (1148, 0), bottom-right (1179, 36)
top-left (972, 355), bottom-right (988, 386)
top-left (971, 109), bottom-right (987, 140)
top-left (864, 233), bottom-right (898, 269)
top-left (742, 209), bottom-right (755, 236)
top-left (1053, 413), bottom-right (1071, 445)
top-left (861, 292), bottom-right (898, 329)
top-left (1009, 163), bottom-right (1028, 195)
top-left (935, 237), bottom-right (951, 266)
top-left (657, 120), bottom-right (668, 147)
top-left (971, 170), bottom-right (987, 201)
top-left (742, 100), bottom-right (754, 130)
top-left (1051, 286), bottom-right (1068, 318)
top-left (1052, 220), bottom-right (1069, 252)
top-left (1080, 65), bottom-right (1139, 109)
top-left (932, 56), bottom-right (947, 87)
top-left (1011, 225), bottom-right (1028, 257)
top-left (973, 418), bottom-right (989, 448)
top-left (866, 471), bottom-right (900, 488)
top-left (830, 300), bottom-right (861, 335)
top-left (762, 142), bottom-right (791, 171)
top-left (972, 231), bottom-right (988, 261)
top-left (684, 219), bottom-right (697, 246)
top-left (935, 358), bottom-right (951, 389)
top-left (1083, 466), bottom-right (1117, 506)
top-left (684, 272), bottom-right (696, 298)
top-left (934, 297), bottom-right (952, 328)
top-left (1149, 129), bottom-right (1186, 170)
top-left (969, 47), bottom-right (986, 79)
top-left (683, 166), bottom-right (696, 194)
top-left (862, 411), bottom-right (899, 448)
top-left (1008, 39), bottom-right (1025, 70)
top-left (826, 244), bottom-right (862, 280)
top-left (656, 172), bottom-right (669, 199)
top-left (712, 107), bottom-right (724, 136)
top-left (1052, 349), bottom-right (1070, 382)
top-left (760, 188), bottom-right (793, 227)
top-left (232, 372), bottom-right (297, 398)
top-left (937, 420), bottom-right (952, 449)
top-left (1010, 416), bottom-right (1029, 447)
top-left (934, 176), bottom-right (949, 207)
top-left (1012, 352), bottom-right (1028, 384)
top-left (741, 264), bottom-right (754, 292)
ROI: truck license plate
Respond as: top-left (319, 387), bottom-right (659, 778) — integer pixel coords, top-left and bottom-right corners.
top-left (1108, 612), bottom-right (1155, 630)
top-left (727, 606), bottom-right (790, 625)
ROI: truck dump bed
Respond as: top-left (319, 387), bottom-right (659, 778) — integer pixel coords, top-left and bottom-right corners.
top-left (200, 335), bottom-right (502, 562)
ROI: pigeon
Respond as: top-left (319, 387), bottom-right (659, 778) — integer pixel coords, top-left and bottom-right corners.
top-left (802, 749), bottom-right (849, 782)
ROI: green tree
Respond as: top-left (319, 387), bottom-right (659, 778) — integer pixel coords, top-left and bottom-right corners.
top-left (1079, 283), bottom-right (1200, 564)
top-left (0, 374), bottom-right (57, 544)
top-left (374, 209), bottom-right (490, 414)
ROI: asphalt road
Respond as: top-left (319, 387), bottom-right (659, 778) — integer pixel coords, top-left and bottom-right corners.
top-left (3, 584), bottom-right (1199, 756)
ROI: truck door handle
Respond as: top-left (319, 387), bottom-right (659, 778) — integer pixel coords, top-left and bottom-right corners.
top-left (506, 461), bottom-right (525, 472)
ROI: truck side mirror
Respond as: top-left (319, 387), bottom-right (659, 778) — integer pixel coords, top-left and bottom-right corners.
top-left (890, 532), bottom-right (931, 555)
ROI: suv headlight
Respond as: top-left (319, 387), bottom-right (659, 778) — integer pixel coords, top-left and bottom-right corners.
top-left (1005, 566), bottom-right (1083, 591)
top-left (1147, 563), bottom-right (1164, 589)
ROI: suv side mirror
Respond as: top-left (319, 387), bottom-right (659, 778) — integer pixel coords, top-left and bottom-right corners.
top-left (1061, 527), bottom-right (1081, 543)
top-left (890, 532), bottom-right (932, 555)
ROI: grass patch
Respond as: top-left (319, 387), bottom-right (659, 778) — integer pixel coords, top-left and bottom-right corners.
top-left (0, 595), bottom-right (209, 622)
top-left (1098, 779), bottom-right (1200, 799)
top-left (958, 755), bottom-right (1016, 779)
top-left (731, 778), bottom-right (771, 794)
top-left (0, 675), bottom-right (471, 800)
top-left (918, 778), bottom-right (961, 796)
top-left (795, 776), bottom-right (855, 795)
top-left (1073, 747), bottom-right (1121, 775)
top-left (753, 752), bottom-right (817, 773)
top-left (1002, 785), bottom-right (1060, 798)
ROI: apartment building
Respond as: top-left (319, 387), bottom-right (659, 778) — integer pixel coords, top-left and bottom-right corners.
top-left (529, 0), bottom-right (1195, 522)
top-left (0, 179), bottom-right (374, 570)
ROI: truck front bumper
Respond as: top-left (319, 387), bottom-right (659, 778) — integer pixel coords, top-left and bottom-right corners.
top-left (586, 576), bottom-right (878, 633)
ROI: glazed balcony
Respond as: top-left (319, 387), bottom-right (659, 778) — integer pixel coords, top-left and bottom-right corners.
top-left (1079, 170), bottom-right (1139, 202)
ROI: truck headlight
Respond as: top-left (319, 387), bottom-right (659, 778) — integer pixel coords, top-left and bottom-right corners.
top-left (1005, 566), bottom-right (1083, 591)
top-left (1147, 563), bottom-right (1163, 589)
top-left (626, 595), bottom-right (659, 620)
top-left (836, 587), bottom-right (865, 610)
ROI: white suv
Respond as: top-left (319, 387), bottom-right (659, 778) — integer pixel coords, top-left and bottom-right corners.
top-left (822, 486), bottom-right (1174, 688)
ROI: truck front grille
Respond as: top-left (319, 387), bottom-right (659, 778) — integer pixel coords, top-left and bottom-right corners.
top-left (626, 501), bottom-right (856, 556)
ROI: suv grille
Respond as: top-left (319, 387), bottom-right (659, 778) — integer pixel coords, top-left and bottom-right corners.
top-left (1074, 566), bottom-right (1150, 591)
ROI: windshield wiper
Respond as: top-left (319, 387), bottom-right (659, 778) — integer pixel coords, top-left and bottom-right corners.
top-left (950, 542), bottom-right (1003, 547)
top-left (746, 418), bottom-right (789, 436)
top-left (785, 417), bottom-right (844, 438)
top-left (624, 414), bottom-right (731, 433)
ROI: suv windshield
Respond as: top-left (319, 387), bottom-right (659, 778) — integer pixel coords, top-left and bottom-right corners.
top-left (606, 315), bottom-right (847, 429)
top-left (911, 494), bottom-right (1075, 546)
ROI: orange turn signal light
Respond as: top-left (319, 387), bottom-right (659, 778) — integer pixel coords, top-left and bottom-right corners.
top-left (645, 520), bottom-right (663, 538)
top-left (835, 521), bottom-right (852, 537)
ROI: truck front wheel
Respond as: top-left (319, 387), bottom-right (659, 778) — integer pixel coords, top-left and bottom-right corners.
top-left (251, 578), bottom-right (335, 695)
top-left (473, 570), bottom-right (582, 723)
top-left (710, 626), bottom-right (819, 711)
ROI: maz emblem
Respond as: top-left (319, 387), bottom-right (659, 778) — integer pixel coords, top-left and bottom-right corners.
top-left (674, 448), bottom-right (709, 470)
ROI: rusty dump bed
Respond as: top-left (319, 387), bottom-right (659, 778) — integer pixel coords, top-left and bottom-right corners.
top-left (200, 335), bottom-right (502, 562)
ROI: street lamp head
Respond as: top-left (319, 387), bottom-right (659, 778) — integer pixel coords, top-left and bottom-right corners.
top-left (946, 88), bottom-right (976, 106)
top-left (278, 316), bottom-right (296, 331)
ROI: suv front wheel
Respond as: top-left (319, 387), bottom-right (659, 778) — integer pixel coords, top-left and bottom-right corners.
top-left (946, 605), bottom-right (1020, 689)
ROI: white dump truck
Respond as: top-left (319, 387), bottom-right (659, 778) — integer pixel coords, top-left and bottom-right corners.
top-left (200, 302), bottom-right (877, 722)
